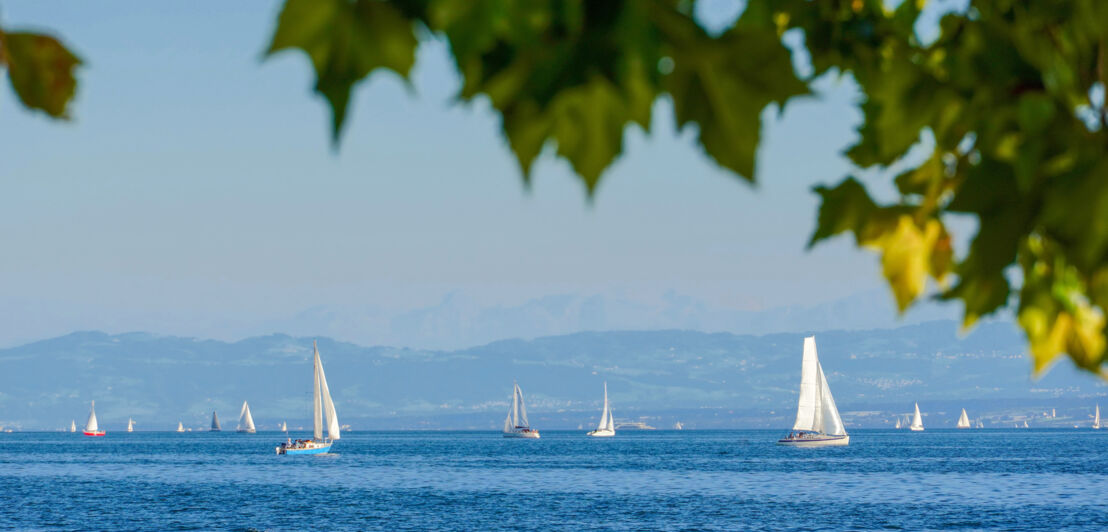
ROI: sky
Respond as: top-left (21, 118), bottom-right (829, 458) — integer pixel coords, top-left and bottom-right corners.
top-left (0, 1), bottom-right (972, 348)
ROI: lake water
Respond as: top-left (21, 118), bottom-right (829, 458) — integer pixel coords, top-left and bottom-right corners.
top-left (1, 430), bottom-right (1106, 530)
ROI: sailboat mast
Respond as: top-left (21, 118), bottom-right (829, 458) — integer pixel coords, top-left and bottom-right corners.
top-left (313, 341), bottom-right (323, 441)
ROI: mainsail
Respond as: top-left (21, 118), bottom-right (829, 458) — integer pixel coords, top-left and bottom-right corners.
top-left (910, 403), bottom-right (924, 430)
top-left (790, 337), bottom-right (846, 436)
top-left (595, 382), bottom-right (614, 432)
top-left (85, 401), bottom-right (99, 433)
top-left (504, 382), bottom-right (531, 430)
top-left (957, 408), bottom-right (970, 429)
top-left (1095, 404), bottom-right (1101, 429)
top-left (312, 341), bottom-right (340, 441)
top-left (127, 418), bottom-right (135, 432)
top-left (70, 420), bottom-right (77, 433)
top-left (210, 411), bottom-right (221, 431)
top-left (237, 401), bottom-right (256, 433)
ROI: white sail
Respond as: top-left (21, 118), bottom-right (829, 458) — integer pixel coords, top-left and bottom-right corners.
top-left (210, 411), bottom-right (221, 431)
top-left (238, 401), bottom-right (256, 433)
top-left (590, 381), bottom-right (615, 435)
top-left (504, 382), bottom-right (534, 431)
top-left (85, 401), bottom-right (99, 432)
top-left (515, 383), bottom-right (530, 428)
top-left (127, 418), bottom-right (135, 432)
top-left (790, 337), bottom-right (846, 436)
top-left (311, 341), bottom-right (340, 441)
top-left (176, 421), bottom-right (185, 432)
top-left (1095, 404), bottom-right (1101, 429)
top-left (281, 421), bottom-right (287, 431)
top-left (957, 408), bottom-right (970, 429)
top-left (895, 417), bottom-right (901, 429)
top-left (910, 403), bottom-right (924, 430)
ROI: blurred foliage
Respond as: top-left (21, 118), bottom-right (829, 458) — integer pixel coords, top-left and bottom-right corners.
top-left (0, 22), bottom-right (81, 118)
top-left (6, 1), bottom-right (1108, 377)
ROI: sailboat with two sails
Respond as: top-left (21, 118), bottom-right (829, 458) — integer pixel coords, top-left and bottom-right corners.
top-left (503, 382), bottom-right (540, 438)
top-left (587, 382), bottom-right (615, 437)
top-left (237, 401), bottom-right (256, 433)
top-left (778, 337), bottom-right (849, 447)
top-left (956, 408), bottom-right (971, 429)
top-left (210, 411), bottom-right (222, 432)
top-left (176, 421), bottom-right (185, 433)
top-left (909, 403), bottom-right (924, 431)
top-left (83, 401), bottom-right (106, 436)
top-left (277, 341), bottom-right (340, 455)
top-left (70, 420), bottom-right (77, 433)
top-left (127, 418), bottom-right (135, 433)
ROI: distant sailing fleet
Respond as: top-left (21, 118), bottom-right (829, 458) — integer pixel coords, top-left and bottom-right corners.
top-left (62, 336), bottom-right (1105, 453)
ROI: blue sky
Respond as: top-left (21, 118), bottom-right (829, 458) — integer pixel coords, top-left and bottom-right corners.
top-left (0, 1), bottom-right (968, 347)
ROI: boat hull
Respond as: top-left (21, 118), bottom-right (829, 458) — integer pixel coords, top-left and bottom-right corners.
top-left (777, 434), bottom-right (849, 447)
top-left (587, 429), bottom-right (615, 437)
top-left (82, 430), bottom-right (106, 437)
top-left (503, 430), bottom-right (540, 439)
top-left (909, 427), bottom-right (924, 431)
top-left (276, 440), bottom-right (332, 455)
top-left (237, 429), bottom-right (256, 434)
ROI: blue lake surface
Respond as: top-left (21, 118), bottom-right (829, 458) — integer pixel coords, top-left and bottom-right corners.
top-left (1, 429), bottom-right (1106, 530)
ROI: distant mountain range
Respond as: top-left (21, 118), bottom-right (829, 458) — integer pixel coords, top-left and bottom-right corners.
top-left (0, 320), bottom-right (1104, 431)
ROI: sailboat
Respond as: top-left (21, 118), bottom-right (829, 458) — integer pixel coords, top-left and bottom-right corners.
top-left (70, 420), bottom-right (77, 433)
top-left (976, 420), bottom-right (984, 428)
top-left (587, 382), bottom-right (616, 437)
top-left (503, 381), bottom-right (540, 439)
top-left (276, 340), bottom-right (340, 455)
top-left (1094, 404), bottom-right (1101, 429)
top-left (127, 418), bottom-right (135, 432)
top-left (280, 421), bottom-right (288, 432)
top-left (83, 400), bottom-right (106, 436)
top-left (237, 401), bottom-right (256, 433)
top-left (1023, 420), bottom-right (1029, 428)
top-left (956, 408), bottom-right (970, 429)
top-left (176, 421), bottom-right (185, 433)
top-left (909, 403), bottom-right (924, 431)
top-left (895, 417), bottom-right (902, 429)
top-left (777, 337), bottom-right (849, 447)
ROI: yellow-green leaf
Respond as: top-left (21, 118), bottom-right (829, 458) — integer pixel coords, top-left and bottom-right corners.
top-left (2, 31), bottom-right (82, 119)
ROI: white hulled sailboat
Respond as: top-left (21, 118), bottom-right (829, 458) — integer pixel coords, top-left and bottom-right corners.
top-left (210, 411), bottom-right (221, 432)
top-left (956, 408), bottom-right (970, 429)
top-left (503, 382), bottom-right (540, 439)
top-left (83, 401), bottom-right (105, 436)
top-left (176, 421), bottom-right (185, 433)
top-left (778, 337), bottom-right (849, 447)
top-left (909, 403), bottom-right (924, 431)
top-left (587, 382), bottom-right (615, 437)
top-left (1094, 404), bottom-right (1101, 429)
top-left (276, 340), bottom-right (340, 455)
top-left (237, 401), bottom-right (256, 433)
top-left (895, 417), bottom-right (902, 429)
top-left (127, 418), bottom-right (135, 432)
top-left (70, 420), bottom-right (77, 433)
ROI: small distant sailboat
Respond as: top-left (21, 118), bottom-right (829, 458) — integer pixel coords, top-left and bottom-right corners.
top-left (83, 401), bottom-right (106, 436)
top-left (976, 420), bottom-right (984, 428)
top-left (176, 421), bottom-right (185, 433)
top-left (895, 417), bottom-right (902, 429)
top-left (1051, 408), bottom-right (1056, 418)
top-left (276, 340), bottom-right (340, 455)
top-left (673, 421), bottom-right (684, 430)
top-left (237, 401), bottom-right (256, 433)
top-left (280, 421), bottom-right (288, 432)
top-left (70, 420), bottom-right (77, 433)
top-left (1023, 420), bottom-right (1030, 429)
top-left (1094, 404), bottom-right (1101, 430)
top-left (210, 411), bottom-right (221, 432)
top-left (956, 408), bottom-right (970, 429)
top-left (503, 381), bottom-right (540, 439)
top-left (127, 418), bottom-right (135, 432)
top-left (909, 403), bottom-right (924, 431)
top-left (778, 337), bottom-right (849, 447)
top-left (587, 382), bottom-right (615, 437)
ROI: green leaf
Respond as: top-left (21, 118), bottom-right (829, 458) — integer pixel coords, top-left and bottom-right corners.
top-left (664, 21), bottom-right (807, 180)
top-left (1, 31), bottom-right (82, 119)
top-left (266, 0), bottom-right (418, 144)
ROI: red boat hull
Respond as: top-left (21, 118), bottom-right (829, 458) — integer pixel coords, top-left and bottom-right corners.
top-left (83, 430), bottom-right (106, 436)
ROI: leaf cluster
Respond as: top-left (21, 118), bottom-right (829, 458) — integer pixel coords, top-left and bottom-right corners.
top-left (0, 18), bottom-right (81, 119)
